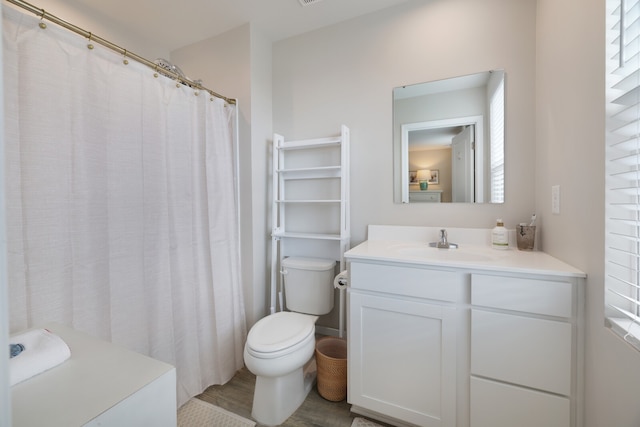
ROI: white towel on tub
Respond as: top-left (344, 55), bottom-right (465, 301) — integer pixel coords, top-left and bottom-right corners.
top-left (9, 328), bottom-right (71, 386)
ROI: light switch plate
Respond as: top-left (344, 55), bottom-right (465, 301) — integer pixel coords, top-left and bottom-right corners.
top-left (552, 185), bottom-right (560, 214)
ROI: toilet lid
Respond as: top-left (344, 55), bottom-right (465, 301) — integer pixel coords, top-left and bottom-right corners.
top-left (247, 312), bottom-right (317, 354)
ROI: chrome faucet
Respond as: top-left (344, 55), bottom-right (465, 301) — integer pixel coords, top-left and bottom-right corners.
top-left (429, 229), bottom-right (458, 249)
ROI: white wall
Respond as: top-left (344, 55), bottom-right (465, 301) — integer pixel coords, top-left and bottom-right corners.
top-left (537, 0), bottom-right (640, 425)
top-left (272, 0), bottom-right (537, 246)
top-left (248, 27), bottom-right (273, 324)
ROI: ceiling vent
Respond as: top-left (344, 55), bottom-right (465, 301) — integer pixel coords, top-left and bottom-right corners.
top-left (298, 0), bottom-right (324, 6)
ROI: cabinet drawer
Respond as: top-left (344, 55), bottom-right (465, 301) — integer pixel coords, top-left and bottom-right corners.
top-left (471, 310), bottom-right (572, 395)
top-left (350, 262), bottom-right (464, 302)
top-left (470, 376), bottom-right (570, 427)
top-left (471, 274), bottom-right (573, 317)
top-left (409, 192), bottom-right (440, 202)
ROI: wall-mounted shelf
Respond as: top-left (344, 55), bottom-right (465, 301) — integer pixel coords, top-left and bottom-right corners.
top-left (275, 200), bottom-right (342, 203)
top-left (276, 166), bottom-right (342, 180)
top-left (277, 137), bottom-right (342, 150)
top-left (272, 231), bottom-right (343, 240)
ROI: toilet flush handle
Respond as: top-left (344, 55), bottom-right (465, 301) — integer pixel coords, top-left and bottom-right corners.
top-left (280, 269), bottom-right (288, 275)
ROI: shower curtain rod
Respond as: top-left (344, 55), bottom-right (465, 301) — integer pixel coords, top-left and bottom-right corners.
top-left (4, 0), bottom-right (237, 105)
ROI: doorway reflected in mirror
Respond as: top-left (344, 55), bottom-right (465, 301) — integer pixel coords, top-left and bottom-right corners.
top-left (394, 70), bottom-right (505, 204)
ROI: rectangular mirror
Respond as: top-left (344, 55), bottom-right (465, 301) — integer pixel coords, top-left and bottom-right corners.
top-left (393, 70), bottom-right (505, 203)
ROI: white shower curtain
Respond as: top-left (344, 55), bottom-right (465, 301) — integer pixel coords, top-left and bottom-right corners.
top-left (3, 5), bottom-right (246, 406)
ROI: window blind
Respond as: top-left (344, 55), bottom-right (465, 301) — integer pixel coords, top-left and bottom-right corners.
top-left (605, 0), bottom-right (640, 351)
top-left (490, 78), bottom-right (505, 203)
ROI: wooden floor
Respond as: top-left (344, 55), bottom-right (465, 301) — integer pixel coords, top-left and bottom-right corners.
top-left (196, 367), bottom-right (355, 427)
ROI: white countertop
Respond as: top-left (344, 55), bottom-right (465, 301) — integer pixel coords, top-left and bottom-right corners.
top-left (345, 226), bottom-right (586, 278)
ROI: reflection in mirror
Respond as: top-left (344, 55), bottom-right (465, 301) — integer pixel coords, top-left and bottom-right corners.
top-left (393, 70), bottom-right (505, 204)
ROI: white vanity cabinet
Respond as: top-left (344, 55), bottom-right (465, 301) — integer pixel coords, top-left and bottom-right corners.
top-left (470, 273), bottom-right (582, 427)
top-left (345, 227), bottom-right (586, 427)
top-left (348, 261), bottom-right (463, 427)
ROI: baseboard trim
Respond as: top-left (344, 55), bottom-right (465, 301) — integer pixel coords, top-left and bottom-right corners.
top-left (315, 325), bottom-right (346, 338)
top-left (350, 405), bottom-right (416, 427)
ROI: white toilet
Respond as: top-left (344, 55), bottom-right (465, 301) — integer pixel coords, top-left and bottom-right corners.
top-left (244, 256), bottom-right (336, 426)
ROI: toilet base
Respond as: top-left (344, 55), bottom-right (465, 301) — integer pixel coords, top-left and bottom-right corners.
top-left (251, 358), bottom-right (317, 426)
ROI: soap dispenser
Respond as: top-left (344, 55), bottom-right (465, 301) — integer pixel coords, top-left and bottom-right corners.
top-left (491, 219), bottom-right (509, 250)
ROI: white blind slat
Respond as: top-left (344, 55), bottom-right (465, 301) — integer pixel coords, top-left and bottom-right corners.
top-left (609, 287), bottom-right (640, 306)
top-left (612, 85), bottom-right (640, 105)
top-left (611, 103), bottom-right (640, 122)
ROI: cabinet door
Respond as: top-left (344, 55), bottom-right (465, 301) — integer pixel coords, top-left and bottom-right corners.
top-left (348, 291), bottom-right (457, 427)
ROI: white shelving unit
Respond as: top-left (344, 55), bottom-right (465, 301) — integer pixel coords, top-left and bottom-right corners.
top-left (270, 125), bottom-right (350, 315)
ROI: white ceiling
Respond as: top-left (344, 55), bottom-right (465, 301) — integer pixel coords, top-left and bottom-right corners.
top-left (69, 0), bottom-right (412, 52)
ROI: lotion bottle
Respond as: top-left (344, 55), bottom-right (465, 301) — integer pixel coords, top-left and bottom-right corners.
top-left (491, 219), bottom-right (509, 250)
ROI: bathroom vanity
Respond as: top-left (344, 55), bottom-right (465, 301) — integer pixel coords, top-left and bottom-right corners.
top-left (345, 225), bottom-right (585, 427)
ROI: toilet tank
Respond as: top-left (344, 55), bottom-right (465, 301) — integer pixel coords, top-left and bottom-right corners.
top-left (281, 257), bottom-right (335, 315)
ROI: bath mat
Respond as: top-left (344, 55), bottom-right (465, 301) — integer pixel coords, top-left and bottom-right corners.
top-left (178, 398), bottom-right (256, 427)
top-left (351, 417), bottom-right (385, 427)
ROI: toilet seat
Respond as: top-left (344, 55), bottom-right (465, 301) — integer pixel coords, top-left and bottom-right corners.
top-left (246, 312), bottom-right (317, 359)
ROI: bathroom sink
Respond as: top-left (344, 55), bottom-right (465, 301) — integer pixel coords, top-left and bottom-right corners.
top-left (390, 243), bottom-right (509, 263)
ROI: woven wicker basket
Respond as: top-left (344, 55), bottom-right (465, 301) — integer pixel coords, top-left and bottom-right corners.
top-left (315, 336), bottom-right (347, 401)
